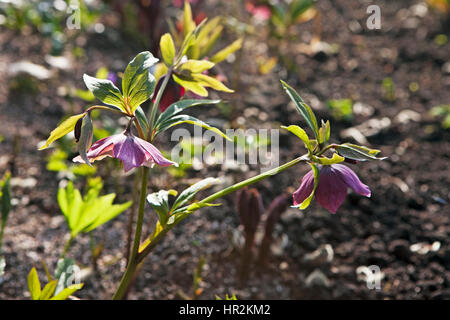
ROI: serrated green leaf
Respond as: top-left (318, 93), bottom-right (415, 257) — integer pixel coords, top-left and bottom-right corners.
top-left (39, 113), bottom-right (86, 150)
top-left (28, 267), bottom-right (41, 300)
top-left (336, 143), bottom-right (386, 161)
top-left (281, 125), bottom-right (312, 151)
top-left (160, 33), bottom-right (176, 67)
top-left (83, 74), bottom-right (125, 111)
top-left (172, 177), bottom-right (220, 212)
top-left (210, 38), bottom-right (243, 63)
top-left (281, 80), bottom-right (319, 140)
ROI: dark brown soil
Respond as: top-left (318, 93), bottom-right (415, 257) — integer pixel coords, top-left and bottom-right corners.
top-left (0, 0), bottom-right (449, 300)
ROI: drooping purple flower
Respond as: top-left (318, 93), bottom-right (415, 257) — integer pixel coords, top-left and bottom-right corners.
top-left (73, 131), bottom-right (176, 172)
top-left (293, 164), bottom-right (371, 214)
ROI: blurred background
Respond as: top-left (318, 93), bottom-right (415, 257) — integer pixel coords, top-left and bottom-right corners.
top-left (0, 0), bottom-right (449, 299)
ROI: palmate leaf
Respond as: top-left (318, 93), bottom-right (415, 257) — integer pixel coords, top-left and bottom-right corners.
top-left (39, 113), bottom-right (86, 150)
top-left (156, 114), bottom-right (231, 141)
top-left (57, 181), bottom-right (131, 237)
top-left (281, 80), bottom-right (319, 140)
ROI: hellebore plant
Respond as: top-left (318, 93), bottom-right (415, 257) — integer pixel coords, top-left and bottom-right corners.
top-left (38, 15), bottom-right (385, 299)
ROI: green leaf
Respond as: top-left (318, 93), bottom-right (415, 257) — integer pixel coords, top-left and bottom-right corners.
top-left (58, 182), bottom-right (83, 236)
top-left (281, 125), bottom-right (312, 151)
top-left (183, 0), bottom-right (196, 36)
top-left (290, 0), bottom-right (314, 22)
top-left (39, 113), bottom-right (86, 150)
top-left (83, 199), bottom-right (132, 232)
top-left (173, 74), bottom-right (208, 96)
top-left (191, 74), bottom-right (234, 93)
top-left (135, 106), bottom-right (150, 132)
top-left (178, 59), bottom-right (215, 74)
top-left (77, 112), bottom-right (94, 166)
top-left (186, 202), bottom-right (221, 212)
top-left (295, 163), bottom-right (319, 210)
top-left (39, 280), bottom-right (58, 300)
top-left (50, 283), bottom-right (83, 300)
top-left (313, 153), bottom-right (345, 165)
top-left (83, 74), bottom-right (125, 111)
top-left (172, 177), bottom-right (220, 212)
top-left (318, 120), bottom-right (330, 144)
top-left (280, 80), bottom-right (319, 139)
top-left (147, 189), bottom-right (178, 226)
top-left (196, 25), bottom-right (223, 59)
top-left (27, 267), bottom-right (41, 300)
top-left (160, 33), bottom-right (176, 67)
top-left (155, 99), bottom-right (221, 129)
top-left (210, 38), bottom-right (243, 63)
top-left (157, 114), bottom-right (231, 141)
top-left (122, 51), bottom-right (158, 112)
top-left (335, 143), bottom-right (386, 161)
top-left (1, 172), bottom-right (11, 227)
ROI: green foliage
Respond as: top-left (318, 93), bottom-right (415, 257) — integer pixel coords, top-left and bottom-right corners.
top-left (382, 77), bottom-right (396, 101)
top-left (39, 113), bottom-right (86, 150)
top-left (269, 0), bottom-right (316, 37)
top-left (57, 178), bottom-right (132, 238)
top-left (27, 267), bottom-right (83, 300)
top-left (154, 99), bottom-right (229, 141)
top-left (0, 171), bottom-right (11, 255)
top-left (430, 104), bottom-right (450, 129)
top-left (327, 99), bottom-right (353, 121)
top-left (335, 143), bottom-right (386, 161)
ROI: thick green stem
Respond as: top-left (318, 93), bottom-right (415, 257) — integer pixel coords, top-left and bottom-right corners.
top-left (136, 155), bottom-right (308, 264)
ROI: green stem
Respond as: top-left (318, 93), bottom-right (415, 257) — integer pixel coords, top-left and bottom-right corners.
top-left (61, 236), bottom-right (74, 259)
top-left (147, 68), bottom-right (173, 140)
top-left (136, 155), bottom-right (308, 264)
top-left (113, 70), bottom-right (173, 300)
top-left (0, 222), bottom-right (5, 254)
top-left (112, 167), bottom-right (149, 300)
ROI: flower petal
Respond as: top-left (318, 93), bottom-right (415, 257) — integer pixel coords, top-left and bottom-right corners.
top-left (113, 135), bottom-right (147, 172)
top-left (136, 137), bottom-right (176, 167)
top-left (293, 169), bottom-right (315, 206)
top-left (315, 166), bottom-right (348, 213)
top-left (73, 136), bottom-right (115, 163)
top-left (332, 164), bottom-right (371, 197)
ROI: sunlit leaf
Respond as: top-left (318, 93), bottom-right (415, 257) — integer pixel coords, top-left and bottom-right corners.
top-left (39, 113), bottom-right (86, 150)
top-left (173, 74), bottom-right (208, 96)
top-left (281, 80), bottom-right (319, 139)
top-left (83, 74), bottom-right (125, 111)
top-left (39, 280), bottom-right (58, 300)
top-left (50, 283), bottom-right (83, 300)
top-left (210, 38), bottom-right (243, 63)
top-left (281, 125), bottom-right (312, 151)
top-left (172, 177), bottom-right (220, 212)
top-left (336, 143), bottom-right (386, 161)
top-left (178, 59), bottom-right (215, 74)
top-left (27, 267), bottom-right (41, 300)
top-left (191, 74), bottom-right (233, 93)
top-left (160, 33), bottom-right (176, 67)
top-left (147, 189), bottom-right (178, 226)
top-left (313, 153), bottom-right (345, 165)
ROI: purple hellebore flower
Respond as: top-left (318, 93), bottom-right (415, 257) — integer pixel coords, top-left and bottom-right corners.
top-left (293, 164), bottom-right (371, 214)
top-left (73, 131), bottom-right (176, 172)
